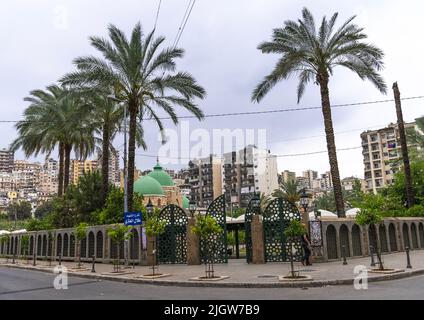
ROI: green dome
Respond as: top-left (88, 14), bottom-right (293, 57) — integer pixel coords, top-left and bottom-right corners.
top-left (182, 195), bottom-right (190, 209)
top-left (134, 175), bottom-right (165, 196)
top-left (147, 162), bottom-right (175, 187)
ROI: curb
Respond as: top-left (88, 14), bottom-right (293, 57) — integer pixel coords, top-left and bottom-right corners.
top-left (1, 263), bottom-right (424, 288)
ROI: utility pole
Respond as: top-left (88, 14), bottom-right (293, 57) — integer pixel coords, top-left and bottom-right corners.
top-left (392, 82), bottom-right (414, 208)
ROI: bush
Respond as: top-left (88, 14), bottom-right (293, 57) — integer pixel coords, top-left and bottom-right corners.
top-left (406, 205), bottom-right (424, 217)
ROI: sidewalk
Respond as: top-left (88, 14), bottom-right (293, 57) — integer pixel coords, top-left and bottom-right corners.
top-left (1, 250), bottom-right (424, 288)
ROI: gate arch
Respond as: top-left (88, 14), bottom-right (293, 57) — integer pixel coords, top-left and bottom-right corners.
top-left (411, 223), bottom-right (419, 249)
top-left (263, 197), bottom-right (302, 262)
top-left (352, 224), bottom-right (362, 256)
top-left (403, 223), bottom-right (410, 248)
top-left (63, 234), bottom-right (69, 257)
top-left (42, 235), bottom-right (47, 256)
top-left (56, 234), bottom-right (62, 256)
top-left (80, 237), bottom-right (87, 258)
top-left (379, 225), bottom-right (388, 253)
top-left (419, 223), bottom-right (424, 249)
top-left (69, 234), bottom-right (75, 257)
top-left (158, 204), bottom-right (188, 264)
top-left (96, 231), bottom-right (103, 258)
top-left (88, 232), bottom-right (95, 257)
top-left (29, 236), bottom-right (34, 255)
top-left (201, 194), bottom-right (228, 264)
top-left (245, 198), bottom-right (258, 263)
top-left (37, 235), bottom-right (42, 256)
top-left (339, 225), bottom-right (350, 257)
top-left (129, 229), bottom-right (139, 260)
top-left (389, 224), bottom-right (398, 251)
top-left (326, 225), bottom-right (338, 259)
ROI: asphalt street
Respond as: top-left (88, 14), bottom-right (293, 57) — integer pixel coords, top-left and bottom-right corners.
top-left (1, 267), bottom-right (424, 300)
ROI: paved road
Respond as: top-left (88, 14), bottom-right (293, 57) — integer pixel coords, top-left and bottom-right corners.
top-left (1, 267), bottom-right (423, 300)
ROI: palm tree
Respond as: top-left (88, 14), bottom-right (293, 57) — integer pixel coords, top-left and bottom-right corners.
top-left (273, 180), bottom-right (301, 204)
top-left (81, 92), bottom-right (147, 205)
top-left (61, 23), bottom-right (206, 211)
top-left (406, 116), bottom-right (424, 161)
top-left (252, 8), bottom-right (387, 217)
top-left (11, 85), bottom-right (95, 195)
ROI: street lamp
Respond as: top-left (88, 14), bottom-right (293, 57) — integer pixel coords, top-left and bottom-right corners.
top-left (300, 189), bottom-right (309, 215)
top-left (146, 198), bottom-right (154, 217)
top-left (189, 195), bottom-right (197, 218)
top-left (251, 192), bottom-right (260, 214)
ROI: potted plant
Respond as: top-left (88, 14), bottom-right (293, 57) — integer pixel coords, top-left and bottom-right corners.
top-left (75, 223), bottom-right (88, 269)
top-left (283, 220), bottom-right (307, 279)
top-left (355, 202), bottom-right (385, 271)
top-left (107, 224), bottom-right (132, 273)
top-left (191, 215), bottom-right (223, 279)
top-left (144, 211), bottom-right (166, 276)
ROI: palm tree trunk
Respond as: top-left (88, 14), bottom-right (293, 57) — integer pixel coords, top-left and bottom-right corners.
top-left (127, 102), bottom-right (137, 212)
top-left (392, 83), bottom-right (414, 208)
top-left (318, 74), bottom-right (345, 217)
top-left (101, 124), bottom-right (110, 206)
top-left (58, 142), bottom-right (65, 196)
top-left (64, 143), bottom-right (72, 193)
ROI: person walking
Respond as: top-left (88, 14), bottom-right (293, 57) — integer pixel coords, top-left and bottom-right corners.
top-left (300, 225), bottom-right (312, 266)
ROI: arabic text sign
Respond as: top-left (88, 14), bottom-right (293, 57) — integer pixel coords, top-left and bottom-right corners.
top-left (124, 211), bottom-right (142, 226)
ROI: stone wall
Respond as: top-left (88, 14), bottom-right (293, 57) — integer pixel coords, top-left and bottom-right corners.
top-left (0, 224), bottom-right (147, 265)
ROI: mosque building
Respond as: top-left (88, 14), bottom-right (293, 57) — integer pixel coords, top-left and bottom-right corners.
top-left (133, 160), bottom-right (190, 210)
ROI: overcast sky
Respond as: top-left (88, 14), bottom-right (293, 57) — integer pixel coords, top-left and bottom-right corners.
top-left (1, 0), bottom-right (423, 178)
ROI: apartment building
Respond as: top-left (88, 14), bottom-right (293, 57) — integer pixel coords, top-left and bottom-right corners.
top-left (302, 169), bottom-right (318, 189)
top-left (281, 170), bottom-right (296, 184)
top-left (71, 159), bottom-right (99, 185)
top-left (361, 122), bottom-right (417, 194)
top-left (0, 148), bottom-right (14, 173)
top-left (222, 145), bottom-right (278, 208)
top-left (188, 155), bottom-right (222, 208)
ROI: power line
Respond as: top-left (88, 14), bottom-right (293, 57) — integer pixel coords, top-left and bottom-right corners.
top-left (172, 0), bottom-right (196, 48)
top-left (153, 0), bottom-right (163, 31)
top-left (127, 146), bottom-right (361, 161)
top-left (2, 95), bottom-right (423, 124)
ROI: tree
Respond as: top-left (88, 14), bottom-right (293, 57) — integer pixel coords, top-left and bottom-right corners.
top-left (11, 85), bottom-right (95, 195)
top-left (355, 194), bottom-right (385, 270)
top-left (191, 215), bottom-right (223, 279)
top-left (107, 224), bottom-right (132, 272)
top-left (61, 23), bottom-right (206, 211)
top-left (406, 116), bottom-right (424, 162)
top-left (80, 92), bottom-right (147, 206)
top-left (75, 222), bottom-right (88, 268)
top-left (252, 8), bottom-right (387, 217)
top-left (144, 211), bottom-right (166, 275)
top-left (34, 200), bottom-right (54, 220)
top-left (393, 83), bottom-right (414, 208)
top-left (20, 235), bottom-right (30, 263)
top-left (284, 220), bottom-right (307, 278)
top-left (7, 201), bottom-right (32, 221)
top-left (0, 234), bottom-right (10, 258)
top-left (273, 180), bottom-right (301, 204)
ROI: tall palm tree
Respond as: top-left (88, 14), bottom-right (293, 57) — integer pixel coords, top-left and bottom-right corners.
top-left (272, 180), bottom-right (302, 204)
top-left (252, 8), bottom-right (387, 217)
top-left (11, 85), bottom-right (95, 195)
top-left (61, 23), bottom-right (206, 211)
top-left (82, 91), bottom-right (147, 205)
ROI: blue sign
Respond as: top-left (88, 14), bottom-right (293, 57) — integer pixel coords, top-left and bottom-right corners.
top-left (124, 211), bottom-right (142, 226)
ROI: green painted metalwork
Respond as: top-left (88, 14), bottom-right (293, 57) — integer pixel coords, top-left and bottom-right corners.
top-left (245, 199), bottom-right (259, 263)
top-left (158, 204), bottom-right (188, 264)
top-left (263, 198), bottom-right (303, 262)
top-left (202, 194), bottom-right (228, 263)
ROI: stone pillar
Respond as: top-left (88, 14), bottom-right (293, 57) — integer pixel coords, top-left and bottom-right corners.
top-left (187, 217), bottom-right (201, 265)
top-left (251, 215), bottom-right (265, 264)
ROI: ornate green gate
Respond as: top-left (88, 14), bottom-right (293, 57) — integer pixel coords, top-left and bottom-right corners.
top-left (245, 198), bottom-right (259, 263)
top-left (263, 198), bottom-right (303, 262)
top-left (158, 204), bottom-right (188, 264)
top-left (201, 195), bottom-right (228, 263)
